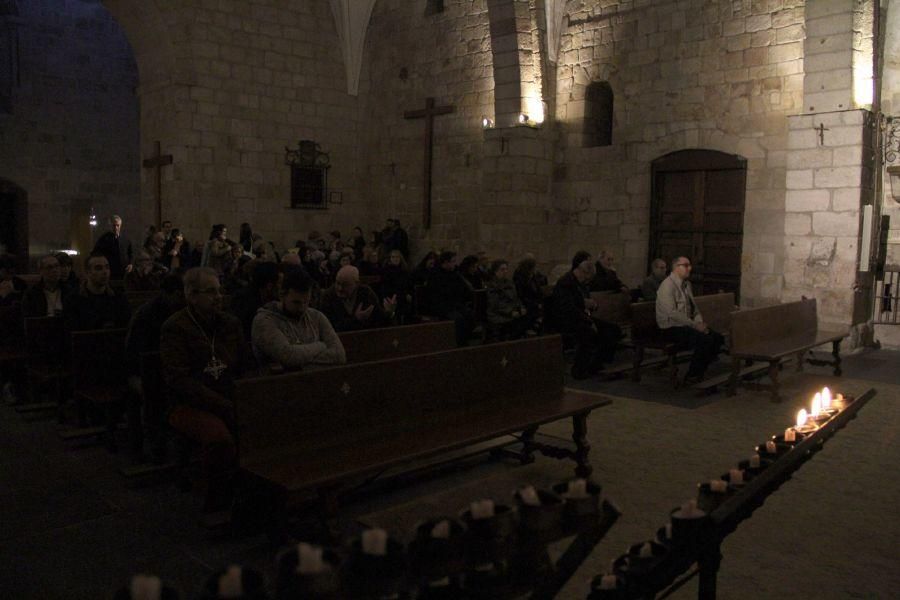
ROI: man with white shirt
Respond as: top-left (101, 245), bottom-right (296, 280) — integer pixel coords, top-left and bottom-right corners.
top-left (22, 255), bottom-right (66, 317)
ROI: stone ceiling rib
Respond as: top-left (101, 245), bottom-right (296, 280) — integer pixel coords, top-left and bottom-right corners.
top-left (329, 0), bottom-right (376, 96)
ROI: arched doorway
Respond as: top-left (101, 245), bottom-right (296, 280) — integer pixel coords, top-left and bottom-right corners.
top-left (650, 150), bottom-right (747, 299)
top-left (0, 178), bottom-right (27, 267)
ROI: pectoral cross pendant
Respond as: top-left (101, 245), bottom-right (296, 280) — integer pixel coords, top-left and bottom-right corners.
top-left (204, 356), bottom-right (227, 381)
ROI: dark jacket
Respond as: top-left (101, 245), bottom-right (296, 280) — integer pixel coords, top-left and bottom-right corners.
top-left (63, 284), bottom-right (132, 331)
top-left (426, 268), bottom-right (470, 317)
top-left (94, 232), bottom-right (133, 279)
top-left (318, 284), bottom-right (388, 332)
top-left (159, 307), bottom-right (244, 424)
top-left (125, 294), bottom-right (180, 375)
top-left (514, 270), bottom-right (543, 316)
top-left (486, 279), bottom-right (525, 325)
top-left (589, 264), bottom-right (626, 292)
top-left (229, 285), bottom-right (267, 338)
top-left (551, 271), bottom-right (593, 333)
top-left (21, 281), bottom-right (67, 318)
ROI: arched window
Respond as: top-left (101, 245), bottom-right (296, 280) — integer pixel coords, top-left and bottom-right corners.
top-left (584, 81), bottom-right (614, 147)
top-left (0, 0), bottom-right (18, 114)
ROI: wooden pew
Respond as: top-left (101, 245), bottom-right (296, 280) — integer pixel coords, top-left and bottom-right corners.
top-left (125, 290), bottom-right (158, 311)
top-left (590, 291), bottom-right (631, 330)
top-left (0, 305), bottom-right (29, 396)
top-left (234, 335), bottom-right (612, 516)
top-left (338, 321), bottom-right (456, 364)
top-left (727, 298), bottom-right (847, 401)
top-left (20, 316), bottom-right (69, 413)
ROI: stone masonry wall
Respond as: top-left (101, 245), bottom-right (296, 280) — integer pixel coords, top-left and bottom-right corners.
top-left (552, 0), bottom-right (807, 303)
top-left (0, 0), bottom-right (140, 260)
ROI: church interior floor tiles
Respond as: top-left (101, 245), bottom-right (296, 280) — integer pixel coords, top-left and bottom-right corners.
top-left (0, 350), bottom-right (897, 599)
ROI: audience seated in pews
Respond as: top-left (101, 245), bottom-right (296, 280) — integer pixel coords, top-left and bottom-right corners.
top-left (201, 224), bottom-right (231, 275)
top-left (54, 251), bottom-right (79, 292)
top-left (0, 254), bottom-right (27, 306)
top-left (641, 258), bottom-right (668, 301)
top-left (238, 222), bottom-right (254, 254)
top-left (427, 251), bottom-right (476, 346)
top-left (382, 218), bottom-right (410, 259)
top-left (229, 261), bottom-right (280, 338)
top-left (144, 231), bottom-right (167, 267)
top-left (124, 251), bottom-right (164, 291)
top-left (251, 270), bottom-right (345, 372)
top-left (319, 266), bottom-right (395, 332)
top-left (125, 273), bottom-right (185, 461)
top-left (514, 255), bottom-right (545, 332)
top-left (349, 226), bottom-right (366, 261)
top-left (655, 256), bottom-right (724, 384)
top-left (93, 215), bottom-right (134, 279)
top-left (551, 255), bottom-right (617, 379)
top-left (21, 254), bottom-right (66, 317)
top-left (590, 249), bottom-right (629, 293)
top-left (162, 229), bottom-right (191, 272)
top-left (410, 251), bottom-right (437, 288)
top-left (63, 252), bottom-right (132, 331)
top-left (459, 254), bottom-right (485, 290)
top-left (222, 243), bottom-right (250, 293)
top-left (160, 267), bottom-right (245, 517)
top-left (380, 250), bottom-right (412, 321)
top-left (357, 244), bottom-right (382, 280)
top-left (485, 259), bottom-right (530, 340)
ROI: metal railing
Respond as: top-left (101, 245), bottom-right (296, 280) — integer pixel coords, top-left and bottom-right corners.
top-left (873, 268), bottom-right (900, 324)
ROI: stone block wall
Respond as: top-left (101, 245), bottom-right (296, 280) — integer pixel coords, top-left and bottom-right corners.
top-left (0, 0), bottom-right (140, 260)
top-left (551, 0), bottom-right (806, 302)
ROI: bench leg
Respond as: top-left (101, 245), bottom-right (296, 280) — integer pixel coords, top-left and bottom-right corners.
top-left (519, 425), bottom-right (538, 465)
top-left (832, 340), bottom-right (842, 376)
top-left (668, 350), bottom-right (679, 387)
top-left (795, 351), bottom-right (805, 372)
top-left (727, 357), bottom-right (741, 396)
top-left (698, 540), bottom-right (723, 600)
top-left (571, 412), bottom-right (592, 479)
top-left (631, 346), bottom-right (644, 382)
top-left (768, 361), bottom-right (781, 403)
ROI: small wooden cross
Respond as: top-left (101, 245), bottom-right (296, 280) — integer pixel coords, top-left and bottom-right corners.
top-left (815, 123), bottom-right (830, 146)
top-left (404, 97), bottom-right (455, 229)
top-left (142, 141), bottom-right (173, 227)
top-left (341, 382), bottom-right (351, 396)
top-left (500, 356), bottom-right (509, 368)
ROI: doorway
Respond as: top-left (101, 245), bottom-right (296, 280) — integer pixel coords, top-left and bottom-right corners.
top-left (650, 150), bottom-right (746, 300)
top-left (0, 178), bottom-right (27, 268)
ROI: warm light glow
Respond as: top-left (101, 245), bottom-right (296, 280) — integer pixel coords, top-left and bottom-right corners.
top-left (524, 96), bottom-right (545, 124)
top-left (57, 249), bottom-right (79, 256)
top-left (518, 113), bottom-right (528, 124)
top-left (811, 393), bottom-right (822, 418)
top-left (853, 61), bottom-right (873, 107)
top-left (89, 210), bottom-right (98, 227)
top-left (821, 387), bottom-right (832, 409)
top-left (481, 116), bottom-right (494, 129)
top-left (796, 409), bottom-right (808, 428)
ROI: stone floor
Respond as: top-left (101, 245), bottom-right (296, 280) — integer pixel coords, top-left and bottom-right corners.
top-left (0, 349), bottom-right (897, 599)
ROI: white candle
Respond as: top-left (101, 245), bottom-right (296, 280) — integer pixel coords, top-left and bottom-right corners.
top-left (130, 575), bottom-right (162, 600)
top-left (765, 440), bottom-right (777, 454)
top-left (519, 485), bottom-right (541, 506)
top-left (796, 409), bottom-right (808, 428)
top-left (566, 479), bottom-right (589, 499)
top-left (785, 428), bottom-right (796, 442)
top-left (710, 479), bottom-right (727, 493)
top-left (675, 499), bottom-right (703, 518)
top-left (296, 543), bottom-right (325, 575)
top-left (218, 565), bottom-right (243, 599)
top-left (362, 528), bottom-right (388, 556)
top-left (470, 499), bottom-right (495, 520)
top-left (431, 520), bottom-right (451, 539)
top-left (749, 454), bottom-right (761, 469)
top-left (811, 393), bottom-right (822, 418)
top-left (836, 393), bottom-right (844, 402)
top-left (729, 469), bottom-right (744, 484)
top-left (639, 542), bottom-right (654, 558)
top-left (822, 387), bottom-right (832, 409)
top-left (599, 574), bottom-right (618, 590)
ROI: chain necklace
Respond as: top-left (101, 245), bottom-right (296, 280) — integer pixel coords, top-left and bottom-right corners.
top-left (185, 307), bottom-right (227, 381)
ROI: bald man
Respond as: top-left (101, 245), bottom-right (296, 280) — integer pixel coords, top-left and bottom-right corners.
top-left (319, 265), bottom-right (395, 332)
top-left (641, 258), bottom-right (668, 301)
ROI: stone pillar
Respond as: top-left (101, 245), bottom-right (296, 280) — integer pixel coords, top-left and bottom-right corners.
top-left (486, 0), bottom-right (543, 127)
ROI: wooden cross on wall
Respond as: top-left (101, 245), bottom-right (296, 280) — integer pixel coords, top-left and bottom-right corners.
top-left (142, 141), bottom-right (173, 227)
top-left (404, 97), bottom-right (455, 229)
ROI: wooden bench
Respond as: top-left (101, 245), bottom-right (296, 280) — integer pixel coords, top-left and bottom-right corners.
top-left (590, 291), bottom-right (631, 331)
top-left (125, 290), bottom-right (158, 311)
top-left (21, 316), bottom-right (69, 413)
top-left (727, 298), bottom-right (847, 402)
top-left (338, 320), bottom-right (456, 364)
top-left (234, 335), bottom-right (612, 515)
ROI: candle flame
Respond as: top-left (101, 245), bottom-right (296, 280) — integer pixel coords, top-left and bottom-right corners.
top-left (796, 409), bottom-right (808, 427)
top-left (811, 393), bottom-right (822, 417)
top-left (821, 387), bottom-right (832, 409)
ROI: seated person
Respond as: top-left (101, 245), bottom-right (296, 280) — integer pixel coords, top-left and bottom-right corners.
top-left (485, 260), bottom-right (529, 340)
top-left (22, 254), bottom-right (66, 317)
top-left (63, 252), bottom-right (132, 331)
top-left (552, 257), bottom-right (616, 379)
top-left (160, 267), bottom-right (244, 517)
top-left (125, 274), bottom-right (185, 461)
top-left (380, 250), bottom-right (412, 321)
top-left (427, 251), bottom-right (475, 346)
top-left (656, 256), bottom-right (724, 383)
top-left (589, 250), bottom-right (628, 293)
top-left (641, 258), bottom-right (667, 301)
top-left (459, 255), bottom-right (484, 290)
top-left (229, 261), bottom-right (280, 338)
top-left (55, 251), bottom-right (80, 292)
top-left (251, 270), bottom-right (346, 371)
top-left (319, 265), bottom-right (395, 332)
top-left (513, 256), bottom-right (545, 332)
top-left (124, 250), bottom-right (164, 291)
top-left (0, 254), bottom-right (27, 306)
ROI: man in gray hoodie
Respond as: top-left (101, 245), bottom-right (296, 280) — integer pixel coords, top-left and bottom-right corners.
top-left (251, 270), bottom-right (346, 372)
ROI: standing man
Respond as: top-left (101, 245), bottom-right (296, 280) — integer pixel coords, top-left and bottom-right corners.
top-left (93, 215), bottom-right (134, 279)
top-left (655, 256), bottom-right (724, 384)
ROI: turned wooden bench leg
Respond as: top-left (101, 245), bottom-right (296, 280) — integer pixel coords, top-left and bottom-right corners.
top-left (727, 357), bottom-right (741, 396)
top-left (631, 346), bottom-right (644, 382)
top-left (571, 412), bottom-right (592, 479)
top-left (768, 360), bottom-right (781, 403)
top-left (519, 425), bottom-right (538, 465)
top-left (832, 340), bottom-right (843, 376)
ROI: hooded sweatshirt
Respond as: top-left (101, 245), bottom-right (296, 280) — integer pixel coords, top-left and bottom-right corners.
top-left (251, 300), bottom-right (346, 371)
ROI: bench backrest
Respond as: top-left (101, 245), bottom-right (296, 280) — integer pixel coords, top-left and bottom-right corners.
top-left (730, 298), bottom-right (817, 351)
top-left (590, 291), bottom-right (631, 325)
top-left (125, 291), bottom-right (158, 311)
top-left (630, 301), bottom-right (659, 341)
top-left (693, 292), bottom-right (736, 334)
top-left (338, 321), bottom-right (456, 364)
top-left (24, 316), bottom-right (66, 360)
top-left (235, 334), bottom-right (565, 463)
top-left (70, 328), bottom-right (127, 389)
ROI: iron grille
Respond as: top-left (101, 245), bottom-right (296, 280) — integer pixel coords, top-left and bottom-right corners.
top-left (873, 268), bottom-right (900, 324)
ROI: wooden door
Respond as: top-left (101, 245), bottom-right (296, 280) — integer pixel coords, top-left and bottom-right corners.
top-left (650, 150), bottom-right (746, 300)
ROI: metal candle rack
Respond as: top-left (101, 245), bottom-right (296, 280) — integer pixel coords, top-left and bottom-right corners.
top-left (593, 387), bottom-right (876, 600)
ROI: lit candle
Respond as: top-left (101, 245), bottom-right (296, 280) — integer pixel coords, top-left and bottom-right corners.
top-left (785, 428), bottom-right (796, 442)
top-left (765, 440), bottom-right (777, 454)
top-left (566, 479), bottom-right (589, 499)
top-left (811, 393), bottom-right (822, 418)
top-left (821, 387), bottom-right (832, 409)
top-left (296, 543), bottom-right (325, 575)
top-left (470, 499), bottom-right (495, 520)
top-left (218, 565), bottom-right (243, 599)
top-left (431, 520), bottom-right (451, 539)
top-left (729, 468), bottom-right (744, 484)
top-left (518, 485), bottom-right (541, 506)
top-left (749, 454), bottom-right (761, 469)
top-left (710, 479), bottom-right (728, 493)
top-left (797, 408), bottom-right (808, 427)
top-left (361, 528), bottom-right (388, 556)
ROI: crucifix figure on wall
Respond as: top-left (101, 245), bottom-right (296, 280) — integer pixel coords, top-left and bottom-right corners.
top-left (404, 97), bottom-right (455, 228)
top-left (142, 141), bottom-right (173, 227)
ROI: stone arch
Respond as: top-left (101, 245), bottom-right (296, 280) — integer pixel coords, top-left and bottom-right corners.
top-left (101, 0), bottom-right (178, 91)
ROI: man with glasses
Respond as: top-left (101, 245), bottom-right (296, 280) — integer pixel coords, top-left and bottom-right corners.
top-left (656, 256), bottom-right (724, 384)
top-left (160, 267), bottom-right (244, 520)
top-left (22, 254), bottom-right (66, 317)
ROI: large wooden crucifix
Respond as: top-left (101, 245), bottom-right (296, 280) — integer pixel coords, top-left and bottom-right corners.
top-left (403, 97), bottom-right (455, 229)
top-left (142, 141), bottom-right (173, 227)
